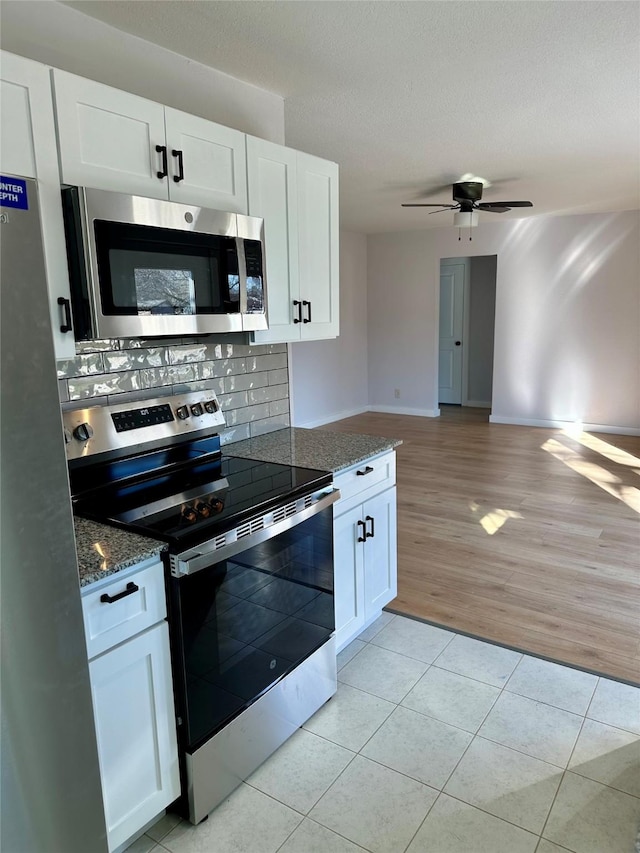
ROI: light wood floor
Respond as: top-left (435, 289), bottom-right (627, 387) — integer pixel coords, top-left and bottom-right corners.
top-left (325, 407), bottom-right (640, 684)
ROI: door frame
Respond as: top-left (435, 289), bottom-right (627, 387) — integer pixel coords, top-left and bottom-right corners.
top-left (438, 255), bottom-right (497, 412)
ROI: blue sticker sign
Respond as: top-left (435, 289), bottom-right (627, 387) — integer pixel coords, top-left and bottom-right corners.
top-left (0, 176), bottom-right (29, 209)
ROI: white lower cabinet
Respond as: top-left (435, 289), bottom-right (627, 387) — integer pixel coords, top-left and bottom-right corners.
top-left (333, 452), bottom-right (398, 652)
top-left (82, 560), bottom-right (180, 852)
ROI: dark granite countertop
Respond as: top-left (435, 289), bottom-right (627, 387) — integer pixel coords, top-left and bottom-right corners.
top-left (227, 427), bottom-right (401, 473)
top-left (74, 517), bottom-right (165, 588)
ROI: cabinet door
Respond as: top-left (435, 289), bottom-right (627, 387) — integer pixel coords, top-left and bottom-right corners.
top-left (1, 52), bottom-right (75, 358)
top-left (52, 70), bottom-right (168, 199)
top-left (363, 487), bottom-right (397, 619)
top-left (165, 108), bottom-right (247, 211)
top-left (247, 136), bottom-right (301, 344)
top-left (297, 152), bottom-right (339, 340)
top-left (89, 622), bottom-right (180, 852)
top-left (333, 505), bottom-right (366, 652)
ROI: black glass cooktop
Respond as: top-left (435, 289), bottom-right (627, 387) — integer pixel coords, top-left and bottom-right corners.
top-left (70, 435), bottom-right (332, 549)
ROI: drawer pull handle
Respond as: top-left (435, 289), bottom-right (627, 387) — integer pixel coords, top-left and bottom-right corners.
top-left (356, 466), bottom-right (374, 476)
top-left (293, 299), bottom-right (303, 324)
top-left (365, 515), bottom-right (375, 538)
top-left (100, 582), bottom-right (139, 604)
top-left (357, 519), bottom-right (367, 543)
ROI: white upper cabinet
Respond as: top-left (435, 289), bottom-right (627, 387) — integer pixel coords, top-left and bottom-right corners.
top-left (247, 136), bottom-right (300, 342)
top-left (0, 52), bottom-right (75, 358)
top-left (248, 139), bottom-right (339, 343)
top-left (52, 70), bottom-right (248, 211)
top-left (164, 107), bottom-right (247, 211)
top-left (297, 152), bottom-right (339, 341)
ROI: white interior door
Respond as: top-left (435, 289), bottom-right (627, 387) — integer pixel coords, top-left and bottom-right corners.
top-left (438, 262), bottom-right (465, 404)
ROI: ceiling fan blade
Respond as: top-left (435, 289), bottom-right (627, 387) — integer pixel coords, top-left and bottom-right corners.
top-left (476, 204), bottom-right (510, 213)
top-left (483, 200), bottom-right (533, 208)
top-left (401, 203), bottom-right (456, 208)
top-left (428, 207), bottom-right (458, 215)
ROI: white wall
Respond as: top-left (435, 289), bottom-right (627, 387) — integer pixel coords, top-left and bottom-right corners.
top-left (290, 230), bottom-right (368, 427)
top-left (0, 1), bottom-right (285, 143)
top-left (368, 210), bottom-right (640, 432)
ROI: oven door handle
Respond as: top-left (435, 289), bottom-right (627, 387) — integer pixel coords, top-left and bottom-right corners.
top-left (171, 488), bottom-right (341, 577)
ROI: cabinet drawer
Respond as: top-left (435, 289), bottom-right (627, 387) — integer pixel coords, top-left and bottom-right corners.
top-left (334, 451), bottom-right (396, 509)
top-left (82, 561), bottom-right (166, 659)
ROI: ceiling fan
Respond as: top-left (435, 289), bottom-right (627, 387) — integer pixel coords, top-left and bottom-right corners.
top-left (402, 180), bottom-right (533, 216)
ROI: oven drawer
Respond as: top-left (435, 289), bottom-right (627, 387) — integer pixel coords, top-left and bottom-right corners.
top-left (333, 451), bottom-right (396, 509)
top-left (81, 560), bottom-right (167, 659)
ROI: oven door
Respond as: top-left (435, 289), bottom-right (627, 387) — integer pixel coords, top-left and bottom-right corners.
top-left (168, 498), bottom-right (336, 753)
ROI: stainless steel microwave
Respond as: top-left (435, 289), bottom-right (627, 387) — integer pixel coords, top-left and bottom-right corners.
top-left (62, 187), bottom-right (267, 340)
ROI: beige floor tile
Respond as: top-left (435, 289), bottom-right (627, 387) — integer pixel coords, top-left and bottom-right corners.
top-left (568, 717), bottom-right (640, 797)
top-left (479, 691), bottom-right (583, 766)
top-left (505, 655), bottom-right (598, 715)
top-left (161, 784), bottom-right (301, 853)
top-left (406, 793), bottom-right (538, 853)
top-left (247, 729), bottom-right (354, 814)
top-left (361, 705), bottom-right (472, 789)
top-left (402, 665), bottom-right (500, 732)
top-left (309, 755), bottom-right (437, 853)
top-left (338, 642), bottom-right (428, 703)
top-left (303, 682), bottom-right (395, 751)
top-left (444, 737), bottom-right (562, 833)
top-left (543, 772), bottom-right (640, 853)
top-left (434, 634), bottom-right (521, 687)
top-left (369, 616), bottom-right (454, 663)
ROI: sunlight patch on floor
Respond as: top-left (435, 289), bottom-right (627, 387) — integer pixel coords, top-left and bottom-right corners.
top-left (542, 437), bottom-right (640, 514)
top-left (469, 500), bottom-right (524, 535)
top-left (561, 429), bottom-right (640, 474)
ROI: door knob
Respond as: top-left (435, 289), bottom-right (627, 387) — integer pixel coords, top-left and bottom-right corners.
top-left (455, 341), bottom-right (461, 346)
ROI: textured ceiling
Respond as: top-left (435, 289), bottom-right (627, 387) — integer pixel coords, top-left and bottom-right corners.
top-left (64, 1), bottom-right (640, 233)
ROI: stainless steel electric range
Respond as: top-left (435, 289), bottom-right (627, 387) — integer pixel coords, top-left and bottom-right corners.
top-left (64, 390), bottom-right (340, 824)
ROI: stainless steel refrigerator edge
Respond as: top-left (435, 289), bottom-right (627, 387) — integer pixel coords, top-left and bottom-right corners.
top-left (0, 177), bottom-right (108, 852)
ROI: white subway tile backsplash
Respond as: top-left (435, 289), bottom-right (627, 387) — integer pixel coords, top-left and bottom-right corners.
top-left (57, 353), bottom-right (105, 378)
top-left (219, 390), bottom-right (249, 411)
top-left (167, 345), bottom-right (208, 364)
top-left (104, 349), bottom-right (167, 372)
top-left (58, 338), bottom-right (289, 443)
top-left (268, 368), bottom-right (289, 386)
top-left (224, 372), bottom-right (270, 394)
top-left (247, 384), bottom-right (289, 406)
top-left (68, 371), bottom-right (141, 400)
top-left (250, 415), bottom-right (290, 437)
top-left (269, 398), bottom-right (290, 417)
top-left (245, 353), bottom-right (288, 373)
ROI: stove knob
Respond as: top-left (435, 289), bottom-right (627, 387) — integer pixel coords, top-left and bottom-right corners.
top-left (176, 405), bottom-right (190, 420)
top-left (204, 400), bottom-right (218, 414)
top-left (73, 422), bottom-right (94, 442)
top-left (190, 403), bottom-right (203, 417)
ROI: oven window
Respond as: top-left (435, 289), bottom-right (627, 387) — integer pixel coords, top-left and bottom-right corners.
top-left (94, 220), bottom-right (240, 315)
top-left (170, 506), bottom-right (334, 750)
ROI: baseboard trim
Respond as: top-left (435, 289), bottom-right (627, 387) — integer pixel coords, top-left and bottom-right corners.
top-left (297, 406), bottom-right (371, 428)
top-left (369, 405), bottom-right (440, 418)
top-left (489, 415), bottom-right (640, 436)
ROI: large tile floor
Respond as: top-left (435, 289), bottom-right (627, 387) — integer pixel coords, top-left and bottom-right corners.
top-left (130, 614), bottom-right (640, 853)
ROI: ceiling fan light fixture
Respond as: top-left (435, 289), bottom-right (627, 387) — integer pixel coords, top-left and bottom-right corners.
top-left (453, 211), bottom-right (478, 228)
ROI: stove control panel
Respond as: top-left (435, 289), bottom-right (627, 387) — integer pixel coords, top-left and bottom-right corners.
top-left (63, 391), bottom-right (226, 461)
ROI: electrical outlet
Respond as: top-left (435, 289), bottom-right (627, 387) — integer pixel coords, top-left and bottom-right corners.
top-left (394, 389), bottom-right (400, 398)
